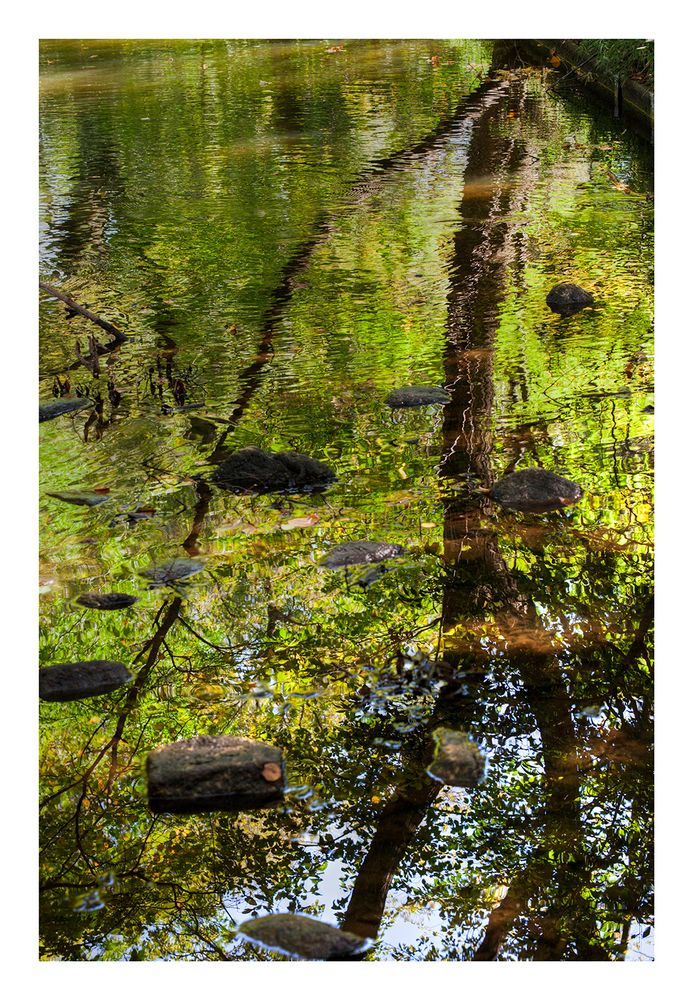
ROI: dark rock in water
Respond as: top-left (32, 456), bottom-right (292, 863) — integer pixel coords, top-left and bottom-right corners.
top-left (76, 593), bottom-right (139, 611)
top-left (147, 735), bottom-right (285, 813)
top-left (39, 660), bottom-right (133, 702)
top-left (237, 914), bottom-right (370, 961)
top-left (385, 385), bottom-right (450, 408)
top-left (211, 447), bottom-right (336, 494)
top-left (546, 283), bottom-right (594, 316)
top-left (45, 491), bottom-right (110, 507)
top-left (140, 558), bottom-right (204, 587)
top-left (39, 398), bottom-right (90, 422)
top-left (427, 728), bottom-right (486, 788)
top-left (491, 467), bottom-right (583, 513)
top-left (321, 540), bottom-right (406, 569)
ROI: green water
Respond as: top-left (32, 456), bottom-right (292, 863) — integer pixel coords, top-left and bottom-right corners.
top-left (39, 39), bottom-right (654, 961)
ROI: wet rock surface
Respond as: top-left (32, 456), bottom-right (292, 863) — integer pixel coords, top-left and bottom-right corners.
top-left (427, 728), bottom-right (486, 788)
top-left (237, 914), bottom-right (370, 960)
top-left (147, 735), bottom-right (285, 813)
top-left (491, 467), bottom-right (583, 512)
top-left (546, 282), bottom-right (594, 316)
top-left (39, 660), bottom-right (133, 701)
top-left (140, 558), bottom-right (204, 586)
top-left (211, 447), bottom-right (336, 493)
top-left (45, 491), bottom-right (110, 507)
top-left (321, 540), bottom-right (406, 569)
top-left (75, 593), bottom-right (139, 610)
top-left (385, 385), bottom-right (450, 408)
top-left (39, 398), bottom-right (90, 422)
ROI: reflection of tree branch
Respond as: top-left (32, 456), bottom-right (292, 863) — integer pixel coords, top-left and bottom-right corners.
top-left (106, 597), bottom-right (182, 792)
top-left (207, 78), bottom-right (510, 466)
top-left (177, 615), bottom-right (233, 653)
top-left (182, 479), bottom-right (213, 556)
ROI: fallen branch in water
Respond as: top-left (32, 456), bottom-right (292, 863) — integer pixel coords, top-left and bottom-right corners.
top-left (39, 281), bottom-right (128, 343)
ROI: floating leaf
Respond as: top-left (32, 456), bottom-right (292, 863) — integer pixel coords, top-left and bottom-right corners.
top-left (281, 514), bottom-right (320, 531)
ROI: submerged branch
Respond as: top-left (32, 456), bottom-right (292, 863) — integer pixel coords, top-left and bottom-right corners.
top-left (39, 281), bottom-right (128, 343)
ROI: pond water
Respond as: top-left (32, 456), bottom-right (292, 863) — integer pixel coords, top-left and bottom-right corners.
top-left (39, 39), bottom-right (654, 961)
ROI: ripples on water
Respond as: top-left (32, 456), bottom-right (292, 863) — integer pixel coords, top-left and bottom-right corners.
top-left (39, 39), bottom-right (653, 961)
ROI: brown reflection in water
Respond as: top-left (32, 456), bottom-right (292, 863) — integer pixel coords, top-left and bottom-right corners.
top-left (340, 69), bottom-right (651, 959)
top-left (340, 66), bottom-right (541, 947)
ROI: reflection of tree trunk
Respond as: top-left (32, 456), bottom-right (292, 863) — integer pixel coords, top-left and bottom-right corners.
top-left (207, 76), bottom-right (510, 465)
top-left (340, 69), bottom-right (536, 950)
top-left (341, 773), bottom-right (440, 939)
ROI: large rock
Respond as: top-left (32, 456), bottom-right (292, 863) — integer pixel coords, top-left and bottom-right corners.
top-left (237, 914), bottom-right (370, 961)
top-left (385, 385), bottom-right (450, 408)
top-left (211, 447), bottom-right (336, 494)
top-left (546, 282), bottom-right (594, 316)
top-left (39, 660), bottom-right (133, 701)
top-left (490, 467), bottom-right (583, 513)
top-left (39, 398), bottom-right (90, 422)
top-left (76, 592), bottom-right (139, 610)
top-left (427, 728), bottom-right (486, 788)
top-left (147, 735), bottom-right (285, 814)
top-left (321, 540), bottom-right (406, 569)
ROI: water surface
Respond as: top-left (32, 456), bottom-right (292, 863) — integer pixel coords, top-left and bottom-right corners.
top-left (39, 39), bottom-right (653, 961)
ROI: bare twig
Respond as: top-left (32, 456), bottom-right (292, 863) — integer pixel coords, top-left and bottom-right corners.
top-left (39, 281), bottom-right (128, 343)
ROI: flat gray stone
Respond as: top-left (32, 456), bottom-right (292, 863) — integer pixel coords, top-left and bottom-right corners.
top-left (426, 728), bottom-right (486, 788)
top-left (238, 914), bottom-right (370, 961)
top-left (140, 558), bottom-right (204, 586)
top-left (45, 491), bottom-right (110, 507)
top-left (39, 398), bottom-right (90, 422)
top-left (39, 660), bottom-right (133, 701)
top-left (321, 540), bottom-right (406, 569)
top-left (385, 385), bottom-right (450, 408)
top-left (546, 282), bottom-right (594, 316)
top-left (490, 467), bottom-right (583, 513)
top-left (147, 735), bottom-right (285, 814)
top-left (211, 447), bottom-right (336, 494)
top-left (75, 593), bottom-right (139, 610)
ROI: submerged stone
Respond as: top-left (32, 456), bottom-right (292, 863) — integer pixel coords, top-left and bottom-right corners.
top-left (211, 447), bottom-right (336, 494)
top-left (490, 467), bottom-right (583, 513)
top-left (546, 282), bottom-right (594, 316)
top-left (76, 593), bottom-right (139, 610)
top-left (385, 385), bottom-right (450, 408)
top-left (237, 914), bottom-right (370, 961)
top-left (39, 398), bottom-right (90, 422)
top-left (427, 728), bottom-right (486, 788)
top-left (321, 540), bottom-right (406, 569)
top-left (140, 558), bottom-right (204, 586)
top-left (147, 735), bottom-right (285, 814)
top-left (39, 660), bottom-right (133, 702)
top-left (45, 491), bottom-right (110, 507)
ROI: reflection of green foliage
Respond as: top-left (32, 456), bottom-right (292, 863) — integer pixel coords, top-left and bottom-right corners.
top-left (574, 40), bottom-right (653, 86)
top-left (39, 43), bottom-right (652, 961)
